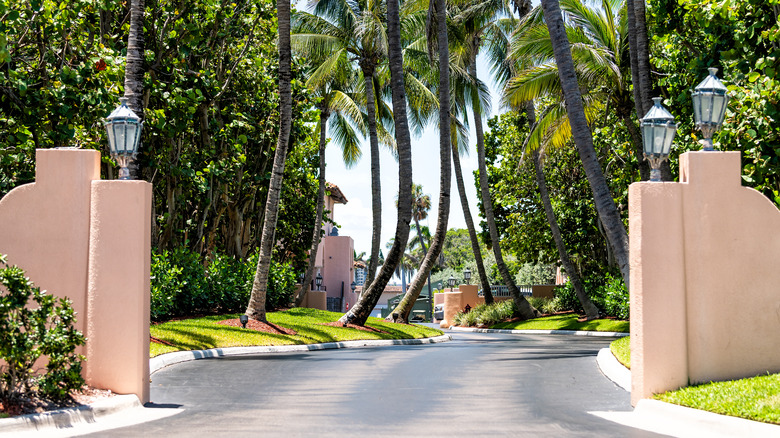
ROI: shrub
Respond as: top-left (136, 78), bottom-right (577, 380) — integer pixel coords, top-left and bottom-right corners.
top-left (527, 296), bottom-right (565, 315)
top-left (555, 282), bottom-right (584, 313)
top-left (597, 274), bottom-right (629, 320)
top-left (150, 248), bottom-right (297, 321)
top-left (0, 255), bottom-right (85, 404)
top-left (452, 300), bottom-right (517, 327)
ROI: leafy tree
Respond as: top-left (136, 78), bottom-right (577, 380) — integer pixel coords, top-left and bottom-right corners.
top-left (649, 0), bottom-right (780, 204)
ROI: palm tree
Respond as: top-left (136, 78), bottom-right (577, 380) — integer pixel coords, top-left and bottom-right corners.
top-left (246, 0), bottom-right (293, 322)
top-left (340, 0), bottom-right (413, 326)
top-left (292, 0), bottom-right (389, 288)
top-left (385, 0), bottom-right (454, 324)
top-left (457, 0), bottom-right (539, 319)
top-left (532, 148), bottom-right (599, 319)
top-left (539, 0), bottom-right (630, 289)
top-left (504, 0), bottom-right (652, 180)
top-left (291, 51), bottom-right (365, 307)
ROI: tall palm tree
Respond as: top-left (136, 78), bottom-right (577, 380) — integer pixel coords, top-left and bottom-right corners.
top-left (246, 0), bottom-right (293, 322)
top-left (539, 0), bottom-right (630, 289)
top-left (291, 50), bottom-right (365, 307)
top-left (532, 148), bottom-right (600, 319)
top-left (292, 0), bottom-right (389, 288)
top-left (340, 0), bottom-right (413, 326)
top-left (385, 0), bottom-right (454, 324)
top-left (504, 0), bottom-right (650, 180)
top-left (458, 0), bottom-right (539, 319)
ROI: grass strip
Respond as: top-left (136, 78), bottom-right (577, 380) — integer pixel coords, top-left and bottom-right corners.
top-left (490, 313), bottom-right (629, 333)
top-left (655, 373), bottom-right (780, 425)
top-left (150, 307), bottom-right (443, 357)
top-left (610, 335), bottom-right (630, 368)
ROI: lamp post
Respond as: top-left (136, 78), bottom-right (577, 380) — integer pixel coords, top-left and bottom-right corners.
top-left (692, 67), bottom-right (729, 151)
top-left (640, 97), bottom-right (677, 182)
top-left (448, 274), bottom-right (456, 292)
top-left (315, 272), bottom-right (323, 291)
top-left (103, 97), bottom-right (143, 180)
top-left (463, 268), bottom-right (471, 285)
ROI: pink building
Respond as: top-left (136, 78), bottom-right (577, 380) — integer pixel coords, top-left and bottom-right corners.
top-left (313, 184), bottom-right (359, 312)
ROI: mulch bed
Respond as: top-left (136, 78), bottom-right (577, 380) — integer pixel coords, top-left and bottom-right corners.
top-left (1, 386), bottom-right (115, 418)
top-left (320, 321), bottom-right (390, 334)
top-left (216, 318), bottom-right (298, 335)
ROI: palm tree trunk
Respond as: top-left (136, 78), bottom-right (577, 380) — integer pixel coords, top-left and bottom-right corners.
top-left (624, 0), bottom-right (671, 181)
top-left (386, 0), bottom-right (452, 323)
top-left (476, 108), bottom-right (538, 317)
top-left (339, 0), bottom-right (412, 326)
top-left (540, 0), bottom-right (631, 290)
top-left (295, 109), bottom-right (328, 307)
top-left (532, 149), bottom-right (599, 319)
top-left (466, 59), bottom-right (496, 304)
top-left (124, 0), bottom-right (145, 180)
top-left (361, 65), bottom-right (382, 289)
top-left (246, 0), bottom-right (293, 322)
top-left (452, 141), bottom-right (493, 304)
top-left (413, 218), bottom-right (434, 297)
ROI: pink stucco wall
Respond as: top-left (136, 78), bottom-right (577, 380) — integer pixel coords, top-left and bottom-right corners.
top-left (630, 151), bottom-right (780, 405)
top-left (315, 235), bottom-right (354, 311)
top-left (0, 149), bottom-right (151, 403)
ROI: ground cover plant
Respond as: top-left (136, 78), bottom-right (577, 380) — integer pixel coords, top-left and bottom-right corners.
top-left (150, 308), bottom-right (443, 357)
top-left (655, 373), bottom-right (780, 425)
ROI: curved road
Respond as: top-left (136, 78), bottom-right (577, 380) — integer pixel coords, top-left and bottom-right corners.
top-left (88, 332), bottom-right (665, 437)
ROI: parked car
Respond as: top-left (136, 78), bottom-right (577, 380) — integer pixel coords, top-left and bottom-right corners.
top-left (434, 304), bottom-right (443, 321)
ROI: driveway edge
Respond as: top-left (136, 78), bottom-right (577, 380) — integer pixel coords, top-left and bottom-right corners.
top-left (448, 326), bottom-right (630, 337)
top-left (596, 347), bottom-right (631, 390)
top-left (150, 333), bottom-right (452, 374)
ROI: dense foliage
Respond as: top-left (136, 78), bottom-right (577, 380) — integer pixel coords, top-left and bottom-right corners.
top-left (0, 0), bottom-right (320, 271)
top-left (482, 112), bottom-right (629, 279)
top-left (0, 255), bottom-right (85, 405)
top-left (150, 248), bottom-right (297, 321)
top-left (650, 0), bottom-right (780, 202)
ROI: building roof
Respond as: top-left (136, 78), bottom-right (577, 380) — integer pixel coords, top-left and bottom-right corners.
top-left (326, 183), bottom-right (348, 204)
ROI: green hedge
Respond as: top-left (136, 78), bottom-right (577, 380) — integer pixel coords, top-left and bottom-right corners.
top-left (150, 249), bottom-right (296, 321)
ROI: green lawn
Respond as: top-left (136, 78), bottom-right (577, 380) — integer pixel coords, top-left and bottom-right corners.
top-left (491, 313), bottom-right (629, 333)
top-left (150, 308), bottom-right (443, 357)
top-left (655, 373), bottom-right (780, 425)
top-left (610, 335), bottom-right (630, 368)
top-left (610, 336), bottom-right (780, 424)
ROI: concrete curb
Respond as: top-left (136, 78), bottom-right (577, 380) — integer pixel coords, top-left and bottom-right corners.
top-left (631, 399), bottom-right (780, 438)
top-left (150, 334), bottom-right (452, 374)
top-left (596, 347), bottom-right (631, 391)
top-left (0, 394), bottom-right (140, 435)
top-left (448, 326), bottom-right (630, 337)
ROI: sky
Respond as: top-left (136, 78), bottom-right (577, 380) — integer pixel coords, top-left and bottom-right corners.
top-left (325, 54), bottom-right (505, 259)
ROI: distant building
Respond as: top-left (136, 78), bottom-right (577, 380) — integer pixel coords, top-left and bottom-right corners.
top-left (353, 261), bottom-right (367, 286)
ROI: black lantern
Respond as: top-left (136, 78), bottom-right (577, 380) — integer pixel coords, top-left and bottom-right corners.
top-left (103, 97), bottom-right (143, 180)
top-left (315, 272), bottom-right (323, 291)
top-left (448, 274), bottom-right (456, 292)
top-left (640, 97), bottom-right (677, 182)
top-left (350, 281), bottom-right (356, 293)
top-left (463, 268), bottom-right (472, 285)
top-left (692, 67), bottom-right (729, 151)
